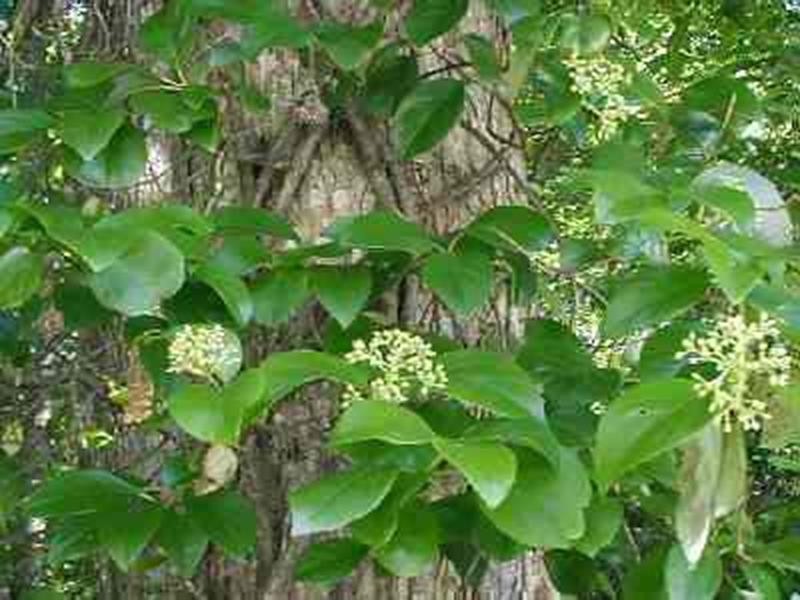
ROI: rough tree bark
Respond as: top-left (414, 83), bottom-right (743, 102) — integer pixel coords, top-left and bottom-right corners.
top-left (7, 0), bottom-right (560, 598)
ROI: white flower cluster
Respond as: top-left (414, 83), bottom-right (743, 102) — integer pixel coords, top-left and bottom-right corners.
top-left (677, 312), bottom-right (792, 432)
top-left (167, 324), bottom-right (243, 383)
top-left (565, 55), bottom-right (644, 141)
top-left (343, 329), bottom-right (448, 404)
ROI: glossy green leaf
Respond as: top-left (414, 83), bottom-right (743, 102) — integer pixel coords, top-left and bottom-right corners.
top-left (0, 247), bottom-right (43, 309)
top-left (665, 545), bottom-right (722, 600)
top-left (258, 351), bottom-right (369, 414)
top-left (422, 247), bottom-right (493, 315)
top-left (560, 14), bottom-right (612, 56)
top-left (481, 448), bottom-right (591, 548)
top-left (155, 509), bottom-right (209, 576)
top-left (464, 34), bottom-right (502, 80)
top-left (405, 0), bottom-right (468, 45)
top-left (312, 265), bottom-right (372, 327)
top-left (186, 490), bottom-right (257, 557)
top-left (622, 547), bottom-right (668, 600)
top-left (639, 322), bottom-right (697, 381)
top-left (466, 206), bottom-right (553, 253)
top-left (212, 206), bottom-right (297, 239)
top-left (129, 90), bottom-right (199, 134)
top-left (59, 108), bottom-right (127, 160)
top-left (602, 266), bottom-right (709, 338)
top-left (251, 268), bottom-right (311, 325)
top-left (168, 368), bottom-right (263, 444)
top-left (331, 401), bottom-right (435, 446)
top-left (66, 124), bottom-right (147, 189)
top-left (675, 424), bottom-right (722, 565)
top-left (27, 470), bottom-right (144, 517)
top-left (196, 263), bottom-right (254, 327)
top-left (713, 428), bottom-right (747, 519)
top-left (574, 497), bottom-right (623, 557)
top-left (434, 438), bottom-right (517, 508)
top-left (363, 49), bottom-right (419, 116)
top-left (64, 62), bottom-right (130, 88)
top-left (331, 210), bottom-right (439, 255)
top-left (463, 417), bottom-right (561, 470)
top-left (289, 468), bottom-right (398, 536)
top-left (350, 473), bottom-right (427, 547)
top-left (295, 538), bottom-right (369, 585)
top-left (743, 564), bottom-right (782, 600)
top-left (88, 231), bottom-right (185, 316)
top-left (98, 505), bottom-right (165, 570)
top-left (375, 503), bottom-right (439, 576)
top-left (0, 109), bottom-right (53, 136)
top-left (595, 380), bottom-right (711, 490)
top-left (316, 21), bottom-right (382, 70)
top-left (393, 79), bottom-right (465, 159)
top-left (441, 350), bottom-right (543, 418)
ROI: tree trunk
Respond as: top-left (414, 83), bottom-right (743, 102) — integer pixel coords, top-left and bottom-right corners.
top-left (10, 1), bottom-right (560, 597)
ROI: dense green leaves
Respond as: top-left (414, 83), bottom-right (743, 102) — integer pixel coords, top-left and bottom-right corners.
top-left (156, 510), bottom-right (209, 576)
top-left (98, 506), bottom-right (165, 570)
top-left (251, 268), bottom-right (311, 325)
top-left (315, 21), bottom-right (382, 70)
top-left (65, 124), bottom-right (148, 189)
top-left (595, 380), bottom-right (711, 490)
top-left (59, 108), bottom-right (127, 161)
top-left (289, 468), bottom-right (398, 536)
top-left (393, 79), bottom-right (466, 158)
top-left (375, 503), bottom-right (440, 576)
top-left (602, 266), bottom-right (709, 338)
top-left (312, 265), bottom-right (372, 327)
top-left (481, 448), bottom-right (591, 548)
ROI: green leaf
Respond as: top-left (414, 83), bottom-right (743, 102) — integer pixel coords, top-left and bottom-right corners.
top-left (743, 564), bottom-right (782, 600)
top-left (251, 268), bottom-right (311, 325)
top-left (764, 384), bottom-right (800, 449)
top-left (602, 266), bottom-right (709, 338)
top-left (0, 109), bottom-right (52, 153)
top-left (212, 206), bottom-right (298, 239)
top-left (331, 401), bottom-right (436, 446)
top-left (0, 247), bottom-right (43, 309)
top-left (316, 21), bottom-right (382, 70)
top-left (168, 369), bottom-right (263, 444)
top-left (622, 547), bottom-right (668, 600)
top-left (545, 550), bottom-right (599, 596)
top-left (665, 545), bottom-right (722, 600)
top-left (675, 424), bottom-right (722, 565)
top-left (463, 417), bottom-right (561, 470)
top-left (188, 118), bottom-right (220, 152)
top-left (375, 502), bottom-right (439, 576)
top-left (258, 351), bottom-right (369, 414)
top-left (295, 538), bottom-right (369, 585)
top-left (441, 350), bottom-right (543, 418)
top-left (701, 237), bottom-right (765, 304)
top-left (0, 208), bottom-right (13, 239)
top-left (66, 124), bottom-right (148, 189)
top-left (27, 470), bottom-right (144, 517)
top-left (713, 428), bottom-right (747, 519)
top-left (21, 590), bottom-right (66, 600)
top-left (574, 497), bottom-right (623, 557)
top-left (422, 245), bottom-right (493, 316)
top-left (762, 537), bottom-right (800, 573)
top-left (595, 380), bottom-right (711, 490)
top-left (129, 91), bottom-right (200, 134)
top-left (350, 473), bottom-right (427, 546)
top-left (155, 509), bottom-right (209, 576)
top-left (98, 505), bottom-right (165, 571)
top-left (363, 48), bottom-right (419, 116)
top-left (639, 322), bottom-right (697, 381)
top-left (196, 264), bottom-right (254, 327)
top-left (517, 318), bottom-right (596, 381)
top-left (186, 490), bottom-right (257, 557)
top-left (393, 79), bottom-right (466, 159)
top-left (405, 0), bottom-right (468, 45)
top-left (560, 14), bottom-right (612, 56)
top-left (466, 206), bottom-right (554, 253)
top-left (481, 448), bottom-right (591, 548)
top-left (64, 62), bottom-right (130, 88)
top-left (434, 438), bottom-right (517, 508)
top-left (331, 210), bottom-right (439, 255)
top-left (289, 468), bottom-right (398, 536)
top-left (88, 231), bottom-right (185, 316)
top-left (59, 108), bottom-right (127, 160)
top-left (464, 34), bottom-right (502, 80)
top-left (312, 265), bottom-right (372, 327)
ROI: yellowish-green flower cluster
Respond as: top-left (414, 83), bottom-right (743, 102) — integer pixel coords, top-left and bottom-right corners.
top-left (167, 324), bottom-right (243, 383)
top-left (677, 312), bottom-right (792, 432)
top-left (565, 55), bottom-right (644, 142)
top-left (343, 329), bottom-right (448, 404)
